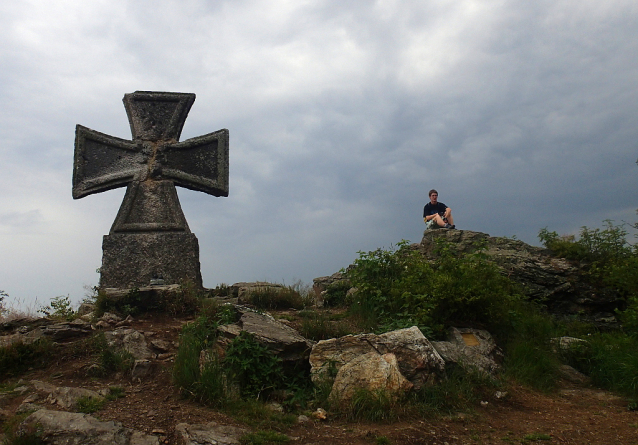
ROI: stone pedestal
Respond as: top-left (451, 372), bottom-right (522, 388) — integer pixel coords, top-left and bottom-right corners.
top-left (99, 232), bottom-right (203, 289)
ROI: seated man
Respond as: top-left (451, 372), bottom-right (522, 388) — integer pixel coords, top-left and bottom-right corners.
top-left (423, 189), bottom-right (455, 229)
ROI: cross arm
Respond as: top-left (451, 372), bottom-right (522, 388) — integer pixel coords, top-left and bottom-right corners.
top-left (73, 125), bottom-right (143, 199)
top-left (161, 129), bottom-right (229, 197)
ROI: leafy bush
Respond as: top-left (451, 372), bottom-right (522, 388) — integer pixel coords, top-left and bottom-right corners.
top-left (538, 221), bottom-right (632, 263)
top-left (539, 220), bottom-right (638, 334)
top-left (224, 332), bottom-right (284, 399)
top-left (38, 295), bottom-right (75, 320)
top-left (345, 240), bottom-right (522, 336)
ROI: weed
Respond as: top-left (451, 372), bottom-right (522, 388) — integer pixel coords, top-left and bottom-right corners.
top-left (100, 345), bottom-right (135, 376)
top-left (0, 338), bottom-right (54, 379)
top-left (299, 311), bottom-right (354, 341)
top-left (239, 430), bottom-right (290, 444)
top-left (172, 316), bottom-right (220, 394)
top-left (522, 432), bottom-right (551, 441)
top-left (501, 306), bottom-right (561, 392)
top-left (411, 366), bottom-right (498, 416)
top-left (75, 395), bottom-right (105, 413)
top-left (105, 386), bottom-right (126, 400)
top-left (248, 287), bottom-right (304, 310)
top-left (224, 399), bottom-right (297, 431)
top-left (375, 436), bottom-right (392, 445)
top-left (564, 332), bottom-right (638, 399)
top-left (339, 388), bottom-right (404, 422)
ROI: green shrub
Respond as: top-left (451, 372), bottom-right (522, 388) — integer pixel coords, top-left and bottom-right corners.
top-left (539, 221), bottom-right (632, 263)
top-left (0, 338), bottom-right (54, 379)
top-left (322, 281), bottom-right (351, 307)
top-left (345, 240), bottom-right (522, 336)
top-left (224, 332), bottom-right (283, 399)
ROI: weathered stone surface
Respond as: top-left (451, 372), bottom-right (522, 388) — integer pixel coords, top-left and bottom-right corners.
top-left (73, 91), bottom-right (229, 289)
top-left (431, 328), bottom-right (502, 376)
top-left (40, 319), bottom-right (93, 342)
top-left (19, 409), bottom-right (160, 445)
top-left (47, 386), bottom-right (103, 410)
top-left (419, 230), bottom-right (623, 322)
top-left (310, 327), bottom-right (444, 388)
top-left (104, 327), bottom-right (153, 359)
top-left (217, 306), bottom-right (314, 364)
top-left (101, 232), bottom-right (203, 289)
top-left (329, 352), bottom-right (413, 405)
top-left (175, 421), bottom-right (248, 445)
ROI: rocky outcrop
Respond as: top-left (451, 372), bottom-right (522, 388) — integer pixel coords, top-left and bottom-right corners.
top-left (310, 326), bottom-right (445, 389)
top-left (419, 229), bottom-right (623, 322)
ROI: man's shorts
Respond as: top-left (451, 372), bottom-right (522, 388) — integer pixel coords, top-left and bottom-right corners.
top-left (425, 218), bottom-right (439, 230)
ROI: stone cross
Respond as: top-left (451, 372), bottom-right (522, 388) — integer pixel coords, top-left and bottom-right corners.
top-left (73, 91), bottom-right (228, 289)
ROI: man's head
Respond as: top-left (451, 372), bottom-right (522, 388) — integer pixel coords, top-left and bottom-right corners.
top-left (429, 189), bottom-right (438, 204)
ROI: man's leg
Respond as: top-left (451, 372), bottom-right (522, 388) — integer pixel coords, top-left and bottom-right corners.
top-left (444, 210), bottom-right (454, 226)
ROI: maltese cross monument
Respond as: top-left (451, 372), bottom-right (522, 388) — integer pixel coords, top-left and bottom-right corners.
top-left (73, 91), bottom-right (229, 289)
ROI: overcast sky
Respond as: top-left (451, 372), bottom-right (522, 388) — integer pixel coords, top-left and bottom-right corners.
top-left (1, 0), bottom-right (637, 309)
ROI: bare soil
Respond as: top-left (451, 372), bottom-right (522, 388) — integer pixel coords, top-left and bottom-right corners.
top-left (6, 313), bottom-right (638, 445)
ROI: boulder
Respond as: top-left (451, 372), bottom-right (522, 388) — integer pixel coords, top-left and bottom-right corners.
top-left (19, 409), bottom-right (160, 445)
top-left (175, 421), bottom-right (248, 445)
top-left (419, 229), bottom-right (624, 322)
top-left (217, 306), bottom-right (314, 364)
top-left (329, 352), bottom-right (413, 405)
top-left (104, 327), bottom-right (153, 359)
top-left (310, 326), bottom-right (444, 389)
top-left (431, 328), bottom-right (502, 376)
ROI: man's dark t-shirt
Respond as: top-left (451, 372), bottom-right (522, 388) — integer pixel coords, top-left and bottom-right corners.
top-left (423, 202), bottom-right (448, 218)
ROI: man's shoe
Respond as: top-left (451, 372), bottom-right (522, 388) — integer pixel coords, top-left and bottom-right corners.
top-left (450, 225), bottom-right (456, 229)
top-left (444, 223), bottom-right (452, 229)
